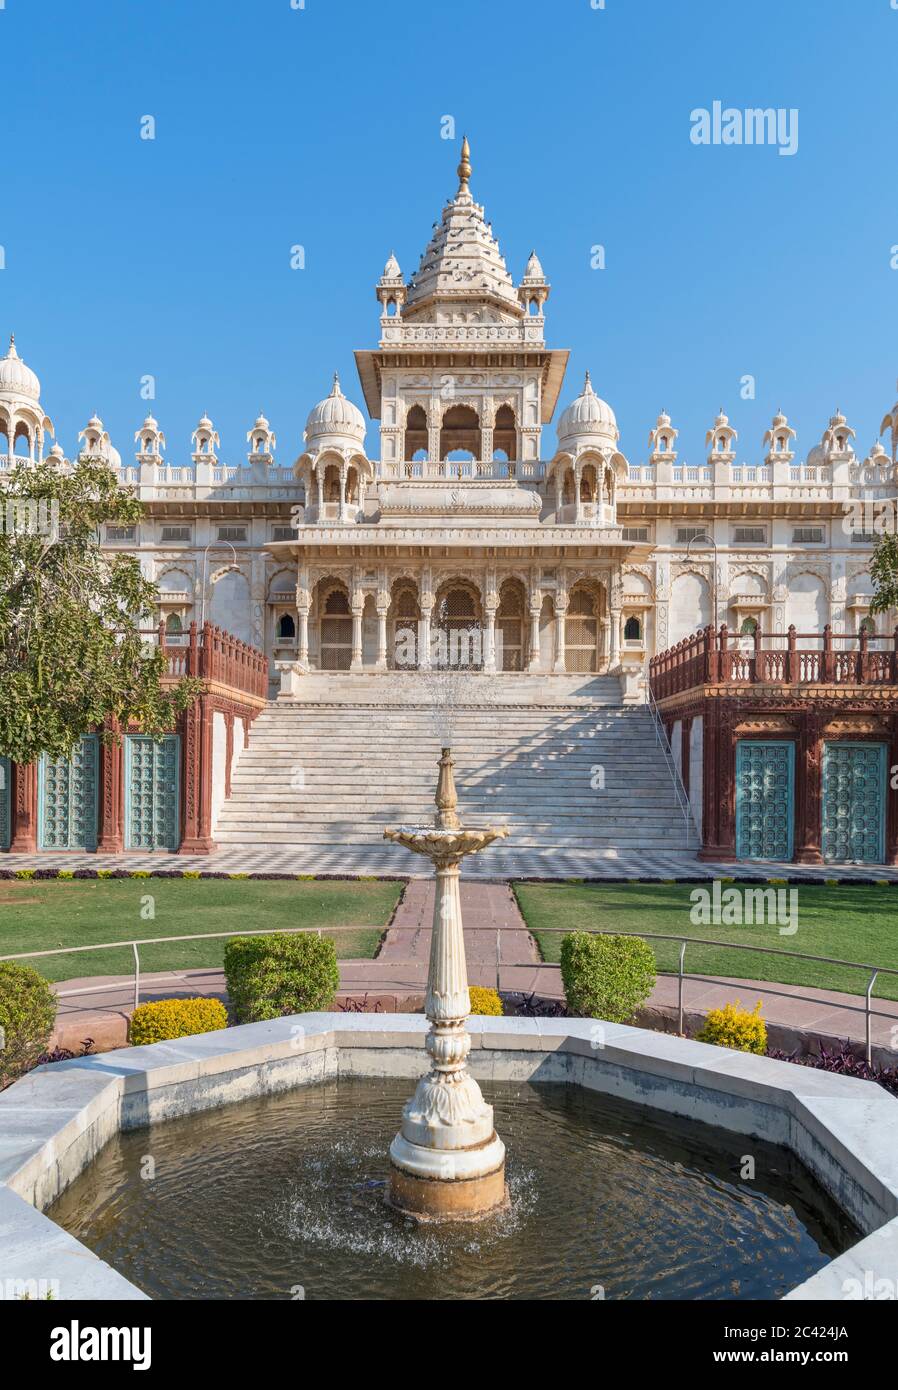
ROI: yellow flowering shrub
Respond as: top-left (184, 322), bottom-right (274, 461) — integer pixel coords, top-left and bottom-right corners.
top-left (468, 986), bottom-right (503, 1016)
top-left (129, 997), bottom-right (228, 1046)
top-left (697, 999), bottom-right (767, 1055)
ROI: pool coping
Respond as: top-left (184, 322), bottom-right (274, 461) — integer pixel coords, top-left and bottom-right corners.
top-left (1, 1013), bottom-right (897, 1301)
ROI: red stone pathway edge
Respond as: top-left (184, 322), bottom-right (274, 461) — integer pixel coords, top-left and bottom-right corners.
top-left (42, 880), bottom-right (898, 1068)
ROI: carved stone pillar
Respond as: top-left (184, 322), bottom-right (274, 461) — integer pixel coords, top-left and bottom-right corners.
top-left (350, 592), bottom-right (364, 671)
top-left (796, 710), bottom-right (823, 864)
top-left (295, 568), bottom-right (311, 670)
top-left (609, 607), bottom-right (622, 669)
top-left (97, 722), bottom-right (124, 853)
top-left (422, 567), bottom-right (436, 669)
top-left (376, 594), bottom-right (389, 670)
top-left (554, 595), bottom-right (568, 672)
top-left (698, 698), bottom-right (737, 861)
top-left (528, 595), bottom-right (542, 672)
top-left (427, 406), bottom-right (440, 465)
top-left (339, 462), bottom-right (348, 524)
top-left (179, 696), bottom-right (215, 854)
top-left (419, 585), bottom-right (434, 670)
top-left (484, 605), bottom-right (498, 673)
top-left (9, 762), bottom-right (38, 853)
top-left (680, 717), bottom-right (692, 798)
top-left (224, 712), bottom-right (234, 800)
top-left (296, 605), bottom-right (310, 668)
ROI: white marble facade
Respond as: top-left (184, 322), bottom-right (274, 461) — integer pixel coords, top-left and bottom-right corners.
top-left (2, 139), bottom-right (897, 693)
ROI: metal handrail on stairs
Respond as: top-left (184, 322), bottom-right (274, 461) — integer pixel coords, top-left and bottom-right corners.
top-left (644, 681), bottom-right (697, 849)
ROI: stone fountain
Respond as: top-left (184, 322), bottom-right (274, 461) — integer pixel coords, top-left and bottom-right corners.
top-left (384, 747), bottom-right (509, 1220)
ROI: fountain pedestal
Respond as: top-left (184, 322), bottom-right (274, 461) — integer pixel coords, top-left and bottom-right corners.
top-left (384, 748), bottom-right (509, 1221)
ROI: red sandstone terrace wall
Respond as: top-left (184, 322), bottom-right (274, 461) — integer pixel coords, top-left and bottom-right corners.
top-left (4, 623), bottom-right (268, 856)
top-left (651, 625), bottom-right (898, 866)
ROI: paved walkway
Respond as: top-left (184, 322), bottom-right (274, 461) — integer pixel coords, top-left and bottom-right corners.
top-left (46, 879), bottom-right (898, 1063)
top-left (6, 845), bottom-right (898, 881)
top-left (376, 880), bottom-right (538, 969)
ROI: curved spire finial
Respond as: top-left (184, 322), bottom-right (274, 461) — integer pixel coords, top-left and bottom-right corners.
top-left (457, 135), bottom-right (472, 192)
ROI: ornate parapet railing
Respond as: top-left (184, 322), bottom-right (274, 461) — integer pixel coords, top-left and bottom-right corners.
top-left (650, 624), bottom-right (898, 702)
top-left (150, 620), bottom-right (268, 702)
top-left (376, 458), bottom-right (547, 481)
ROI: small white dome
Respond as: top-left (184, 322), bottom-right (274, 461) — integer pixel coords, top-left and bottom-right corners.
top-left (305, 374), bottom-right (366, 446)
top-left (557, 371), bottom-right (619, 449)
top-left (0, 336), bottom-right (41, 401)
top-left (522, 249), bottom-right (546, 282)
top-left (78, 414), bottom-right (120, 467)
top-left (381, 252), bottom-right (402, 280)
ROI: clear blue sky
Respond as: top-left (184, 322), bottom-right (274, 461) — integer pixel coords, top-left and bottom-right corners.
top-left (3, 0), bottom-right (896, 470)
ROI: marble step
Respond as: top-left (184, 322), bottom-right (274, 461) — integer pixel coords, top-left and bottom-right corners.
top-left (275, 674), bottom-right (627, 705)
top-left (213, 827), bottom-right (686, 845)
top-left (214, 695), bottom-right (692, 854)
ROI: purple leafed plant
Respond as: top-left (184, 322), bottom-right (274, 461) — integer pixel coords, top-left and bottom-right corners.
top-left (36, 1038), bottom-right (95, 1066)
top-left (337, 994), bottom-right (383, 1014)
top-left (769, 1042), bottom-right (898, 1098)
top-left (508, 991), bottom-right (568, 1018)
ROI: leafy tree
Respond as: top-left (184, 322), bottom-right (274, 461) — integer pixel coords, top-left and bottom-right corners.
top-left (0, 455), bottom-right (199, 765)
top-left (869, 533), bottom-right (898, 620)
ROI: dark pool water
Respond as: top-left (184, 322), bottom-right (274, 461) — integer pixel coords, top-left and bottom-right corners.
top-left (48, 1080), bottom-right (858, 1300)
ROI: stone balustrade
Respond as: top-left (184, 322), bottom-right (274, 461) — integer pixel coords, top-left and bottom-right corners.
top-left (650, 623), bottom-right (898, 701)
top-left (104, 454), bottom-right (897, 507)
top-left (155, 619), bottom-right (269, 701)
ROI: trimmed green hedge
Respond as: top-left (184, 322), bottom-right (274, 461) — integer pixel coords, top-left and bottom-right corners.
top-left (0, 962), bottom-right (57, 1090)
top-left (224, 933), bottom-right (339, 1023)
top-left (559, 931), bottom-right (656, 1024)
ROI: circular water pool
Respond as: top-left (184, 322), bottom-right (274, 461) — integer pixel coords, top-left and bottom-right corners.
top-left (49, 1079), bottom-right (857, 1300)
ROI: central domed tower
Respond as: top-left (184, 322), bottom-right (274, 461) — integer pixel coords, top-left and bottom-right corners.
top-left (354, 139), bottom-right (569, 472)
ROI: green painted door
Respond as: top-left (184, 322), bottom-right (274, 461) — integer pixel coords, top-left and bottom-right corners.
top-left (735, 740), bottom-right (795, 861)
top-left (0, 757), bottom-right (10, 851)
top-left (822, 742), bottom-right (886, 864)
top-left (39, 736), bottom-right (99, 851)
top-left (125, 735), bottom-right (180, 851)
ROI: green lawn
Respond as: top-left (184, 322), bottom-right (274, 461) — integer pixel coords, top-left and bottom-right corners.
top-left (513, 882), bottom-right (898, 1002)
top-left (0, 879), bottom-right (403, 982)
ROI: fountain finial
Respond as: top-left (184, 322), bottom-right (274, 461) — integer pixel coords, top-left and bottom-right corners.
top-left (434, 747), bottom-right (460, 830)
